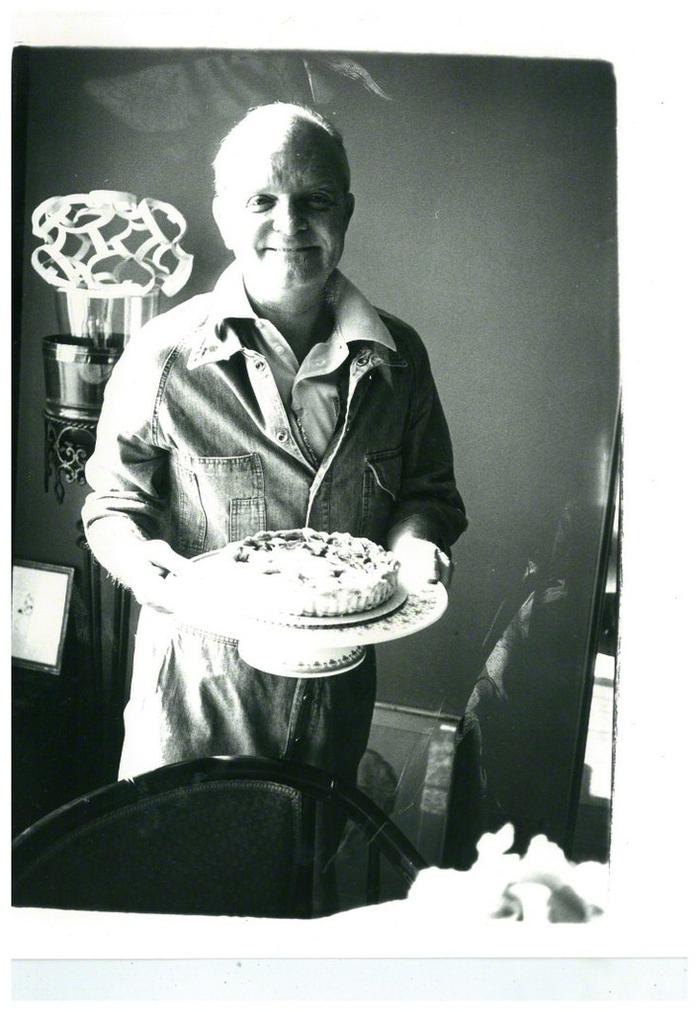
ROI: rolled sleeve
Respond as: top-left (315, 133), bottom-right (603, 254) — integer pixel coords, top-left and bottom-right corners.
top-left (82, 331), bottom-right (171, 581)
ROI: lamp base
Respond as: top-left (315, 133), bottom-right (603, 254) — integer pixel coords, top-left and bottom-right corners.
top-left (43, 409), bottom-right (97, 504)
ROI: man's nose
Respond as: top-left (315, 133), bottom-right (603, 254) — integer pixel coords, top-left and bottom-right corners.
top-left (272, 197), bottom-right (306, 234)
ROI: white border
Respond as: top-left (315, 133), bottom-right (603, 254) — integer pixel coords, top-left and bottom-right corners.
top-left (5, 0), bottom-right (696, 988)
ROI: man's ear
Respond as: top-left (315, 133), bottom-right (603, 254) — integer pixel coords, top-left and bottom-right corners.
top-left (212, 194), bottom-right (234, 249)
top-left (344, 192), bottom-right (355, 229)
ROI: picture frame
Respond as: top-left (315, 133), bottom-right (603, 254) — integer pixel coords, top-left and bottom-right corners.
top-left (11, 560), bottom-right (74, 676)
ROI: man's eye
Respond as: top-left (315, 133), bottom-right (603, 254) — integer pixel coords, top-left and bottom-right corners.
top-left (247, 195), bottom-right (274, 211)
top-left (306, 194), bottom-right (335, 209)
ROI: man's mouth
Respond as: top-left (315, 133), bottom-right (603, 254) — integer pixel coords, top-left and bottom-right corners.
top-left (264, 245), bottom-right (317, 252)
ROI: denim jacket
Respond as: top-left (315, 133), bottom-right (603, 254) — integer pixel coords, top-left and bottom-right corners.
top-left (82, 268), bottom-right (466, 781)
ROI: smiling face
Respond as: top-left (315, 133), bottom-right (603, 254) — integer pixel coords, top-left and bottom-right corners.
top-left (212, 120), bottom-right (354, 308)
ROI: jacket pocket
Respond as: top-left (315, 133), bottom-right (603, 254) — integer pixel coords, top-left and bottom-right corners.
top-left (229, 496), bottom-right (266, 542)
top-left (171, 453), bottom-right (266, 555)
top-left (361, 448), bottom-right (402, 542)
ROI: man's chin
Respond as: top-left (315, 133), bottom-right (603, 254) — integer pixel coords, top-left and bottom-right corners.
top-left (248, 264), bottom-right (333, 299)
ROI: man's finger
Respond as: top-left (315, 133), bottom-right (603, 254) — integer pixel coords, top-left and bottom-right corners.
top-left (143, 540), bottom-right (191, 577)
top-left (436, 549), bottom-right (454, 589)
top-left (132, 569), bottom-right (180, 613)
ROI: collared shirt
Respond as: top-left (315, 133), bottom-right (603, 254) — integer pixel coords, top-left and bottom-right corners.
top-left (84, 263), bottom-right (466, 561)
top-left (189, 263), bottom-right (397, 466)
top-left (82, 264), bottom-right (466, 782)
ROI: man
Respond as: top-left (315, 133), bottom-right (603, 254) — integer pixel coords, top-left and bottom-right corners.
top-left (83, 102), bottom-right (466, 785)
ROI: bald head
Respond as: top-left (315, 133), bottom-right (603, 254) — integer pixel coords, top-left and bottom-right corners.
top-left (213, 103), bottom-right (351, 197)
top-left (210, 102), bottom-right (355, 309)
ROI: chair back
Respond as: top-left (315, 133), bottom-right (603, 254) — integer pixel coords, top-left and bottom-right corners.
top-left (12, 756), bottom-right (426, 918)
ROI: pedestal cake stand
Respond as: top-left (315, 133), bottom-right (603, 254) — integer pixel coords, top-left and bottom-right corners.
top-left (170, 553), bottom-right (449, 677)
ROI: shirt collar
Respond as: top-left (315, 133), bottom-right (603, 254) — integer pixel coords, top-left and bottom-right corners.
top-left (187, 263), bottom-right (396, 369)
top-left (328, 272), bottom-right (396, 352)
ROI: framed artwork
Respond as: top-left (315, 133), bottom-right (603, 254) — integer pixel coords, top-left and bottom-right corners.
top-left (11, 561), bottom-right (74, 675)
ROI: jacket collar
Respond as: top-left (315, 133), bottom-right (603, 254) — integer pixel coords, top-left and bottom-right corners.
top-left (187, 263), bottom-right (397, 370)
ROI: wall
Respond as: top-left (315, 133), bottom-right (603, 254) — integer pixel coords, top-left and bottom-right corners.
top-left (13, 49), bottom-right (618, 840)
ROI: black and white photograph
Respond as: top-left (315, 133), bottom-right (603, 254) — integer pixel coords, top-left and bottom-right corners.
top-left (8, 4), bottom-right (694, 1003)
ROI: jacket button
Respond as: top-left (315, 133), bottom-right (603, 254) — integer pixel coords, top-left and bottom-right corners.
top-left (254, 359), bottom-right (266, 371)
top-left (276, 429), bottom-right (288, 442)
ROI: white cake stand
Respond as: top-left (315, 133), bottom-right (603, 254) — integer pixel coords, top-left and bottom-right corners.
top-left (170, 554), bottom-right (449, 677)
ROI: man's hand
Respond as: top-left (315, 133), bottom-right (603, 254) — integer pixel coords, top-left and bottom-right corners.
top-left (389, 533), bottom-right (453, 593)
top-left (128, 539), bottom-right (191, 614)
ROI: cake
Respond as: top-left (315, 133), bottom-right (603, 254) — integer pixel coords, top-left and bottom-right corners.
top-left (219, 528), bottom-right (400, 618)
